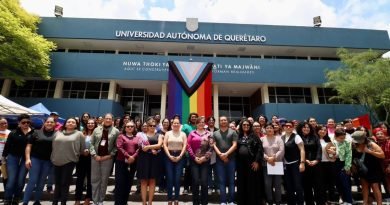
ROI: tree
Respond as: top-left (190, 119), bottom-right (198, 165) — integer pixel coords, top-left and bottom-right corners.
top-left (325, 48), bottom-right (390, 123)
top-left (0, 0), bottom-right (56, 85)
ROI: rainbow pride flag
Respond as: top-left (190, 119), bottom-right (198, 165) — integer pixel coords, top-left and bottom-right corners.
top-left (167, 61), bottom-right (213, 122)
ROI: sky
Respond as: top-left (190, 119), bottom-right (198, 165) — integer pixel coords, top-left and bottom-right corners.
top-left (20, 0), bottom-right (390, 56)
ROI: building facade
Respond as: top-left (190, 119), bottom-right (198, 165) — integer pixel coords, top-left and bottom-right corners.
top-left (1, 17), bottom-right (390, 123)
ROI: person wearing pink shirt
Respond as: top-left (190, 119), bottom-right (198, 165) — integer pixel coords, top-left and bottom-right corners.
top-left (187, 116), bottom-right (213, 205)
top-left (115, 121), bottom-right (140, 205)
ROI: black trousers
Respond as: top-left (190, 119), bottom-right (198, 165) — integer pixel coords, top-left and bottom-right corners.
top-left (53, 162), bottom-right (76, 204)
top-left (75, 155), bottom-right (92, 200)
top-left (236, 158), bottom-right (263, 205)
top-left (191, 161), bottom-right (209, 205)
top-left (303, 163), bottom-right (326, 205)
top-left (320, 162), bottom-right (339, 202)
top-left (114, 160), bottom-right (136, 205)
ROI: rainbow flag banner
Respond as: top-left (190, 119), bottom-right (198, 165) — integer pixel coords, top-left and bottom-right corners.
top-left (167, 61), bottom-right (213, 122)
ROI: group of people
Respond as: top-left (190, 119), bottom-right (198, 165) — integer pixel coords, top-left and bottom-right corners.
top-left (1, 112), bottom-right (390, 205)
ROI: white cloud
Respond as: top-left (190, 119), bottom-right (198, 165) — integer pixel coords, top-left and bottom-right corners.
top-left (148, 0), bottom-right (338, 27)
top-left (20, 0), bottom-right (390, 37)
top-left (20, 0), bottom-right (145, 19)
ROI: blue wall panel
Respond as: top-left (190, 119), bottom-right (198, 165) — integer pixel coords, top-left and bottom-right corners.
top-left (39, 17), bottom-right (390, 49)
top-left (50, 52), bottom-right (340, 84)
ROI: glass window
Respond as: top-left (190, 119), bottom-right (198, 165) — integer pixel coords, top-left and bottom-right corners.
top-left (219, 96), bottom-right (229, 103)
top-left (291, 96), bottom-right (305, 103)
top-left (133, 89), bottom-right (145, 96)
top-left (269, 86), bottom-right (312, 104)
top-left (218, 97), bottom-right (250, 120)
top-left (85, 91), bottom-right (100, 99)
top-left (71, 82), bottom-right (86, 90)
top-left (230, 97), bottom-right (242, 104)
top-left (9, 80), bottom-right (55, 98)
top-left (290, 87), bottom-right (303, 95)
top-left (276, 87), bottom-right (289, 95)
top-left (63, 81), bottom-right (109, 99)
top-left (317, 88), bottom-right (341, 104)
top-left (86, 82), bottom-right (101, 91)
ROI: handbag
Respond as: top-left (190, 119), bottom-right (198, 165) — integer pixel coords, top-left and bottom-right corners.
top-left (353, 152), bottom-right (368, 176)
top-left (0, 163), bottom-right (7, 179)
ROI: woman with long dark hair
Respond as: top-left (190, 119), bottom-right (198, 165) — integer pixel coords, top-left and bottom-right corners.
top-left (317, 125), bottom-right (338, 203)
top-left (80, 112), bottom-right (91, 131)
top-left (257, 115), bottom-right (267, 135)
top-left (236, 119), bottom-right (264, 205)
top-left (297, 122), bottom-right (325, 205)
top-left (23, 117), bottom-right (56, 205)
top-left (75, 119), bottom-right (96, 205)
top-left (51, 117), bottom-right (84, 205)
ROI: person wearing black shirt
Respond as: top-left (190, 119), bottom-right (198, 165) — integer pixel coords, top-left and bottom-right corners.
top-left (297, 122), bottom-right (325, 205)
top-left (23, 117), bottom-right (56, 205)
top-left (282, 121), bottom-right (306, 205)
top-left (2, 114), bottom-right (34, 205)
top-left (236, 119), bottom-right (264, 205)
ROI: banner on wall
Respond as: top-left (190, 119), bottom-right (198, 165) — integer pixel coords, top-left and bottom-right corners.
top-left (167, 61), bottom-right (213, 122)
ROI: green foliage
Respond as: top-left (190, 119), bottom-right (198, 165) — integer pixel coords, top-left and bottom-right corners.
top-left (0, 0), bottom-right (56, 85)
top-left (325, 48), bottom-right (390, 122)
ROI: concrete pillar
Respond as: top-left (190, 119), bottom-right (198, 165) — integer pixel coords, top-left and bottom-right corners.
top-left (1, 79), bottom-right (12, 97)
top-left (164, 51), bottom-right (168, 56)
top-left (213, 53), bottom-right (217, 57)
top-left (115, 50), bottom-right (119, 54)
top-left (311, 86), bottom-right (319, 104)
top-left (108, 80), bottom-right (116, 100)
top-left (160, 83), bottom-right (167, 118)
top-left (261, 84), bottom-right (269, 103)
top-left (213, 84), bottom-right (219, 127)
top-left (53, 80), bottom-right (64, 98)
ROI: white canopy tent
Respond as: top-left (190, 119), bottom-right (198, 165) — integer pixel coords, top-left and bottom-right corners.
top-left (0, 95), bottom-right (41, 115)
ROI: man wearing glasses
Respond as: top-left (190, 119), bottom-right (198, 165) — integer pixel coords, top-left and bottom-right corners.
top-left (2, 114), bottom-right (34, 205)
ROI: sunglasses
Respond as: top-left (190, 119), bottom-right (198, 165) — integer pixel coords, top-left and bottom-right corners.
top-left (148, 125), bottom-right (156, 128)
top-left (0, 122), bottom-right (7, 125)
top-left (21, 121), bottom-right (31, 125)
top-left (126, 125), bottom-right (135, 128)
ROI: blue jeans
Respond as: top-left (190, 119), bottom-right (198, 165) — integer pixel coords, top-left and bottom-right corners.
top-left (5, 154), bottom-right (28, 201)
top-left (216, 157), bottom-right (236, 203)
top-left (165, 154), bottom-right (185, 201)
top-left (335, 160), bottom-right (353, 204)
top-left (23, 157), bottom-right (53, 203)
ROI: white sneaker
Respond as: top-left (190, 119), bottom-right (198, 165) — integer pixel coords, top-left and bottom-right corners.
top-left (228, 203), bottom-right (236, 205)
top-left (221, 203), bottom-right (227, 205)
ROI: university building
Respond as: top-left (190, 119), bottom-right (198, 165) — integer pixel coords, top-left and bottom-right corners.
top-left (1, 17), bottom-right (389, 123)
